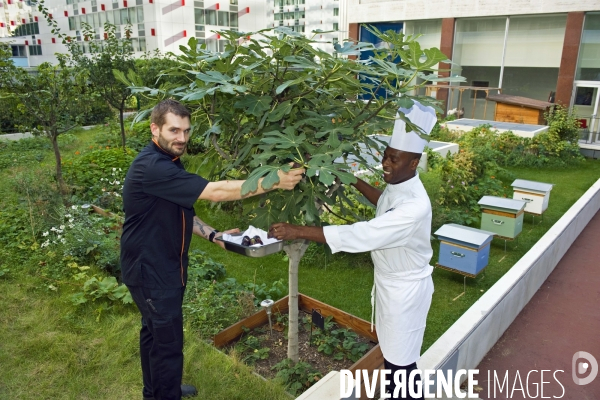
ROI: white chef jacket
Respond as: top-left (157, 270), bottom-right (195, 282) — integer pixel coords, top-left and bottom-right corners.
top-left (323, 172), bottom-right (434, 366)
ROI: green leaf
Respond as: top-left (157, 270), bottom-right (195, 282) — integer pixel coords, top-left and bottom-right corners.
top-left (234, 95), bottom-right (272, 116)
top-left (275, 77), bottom-right (306, 94)
top-left (267, 100), bottom-right (293, 122)
top-left (261, 130), bottom-right (305, 149)
top-left (241, 165), bottom-right (282, 196)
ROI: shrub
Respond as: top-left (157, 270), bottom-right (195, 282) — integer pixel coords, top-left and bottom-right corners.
top-left (62, 148), bottom-right (135, 212)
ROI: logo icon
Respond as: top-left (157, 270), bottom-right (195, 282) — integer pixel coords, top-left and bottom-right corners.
top-left (572, 351), bottom-right (598, 385)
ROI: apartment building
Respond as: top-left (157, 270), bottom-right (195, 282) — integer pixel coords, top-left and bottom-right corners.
top-left (1, 0), bottom-right (269, 66)
top-left (342, 0), bottom-right (600, 143)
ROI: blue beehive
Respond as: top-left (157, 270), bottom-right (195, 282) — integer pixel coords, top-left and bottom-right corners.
top-left (434, 224), bottom-right (496, 277)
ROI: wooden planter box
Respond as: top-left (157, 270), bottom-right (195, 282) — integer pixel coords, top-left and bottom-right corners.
top-left (213, 293), bottom-right (383, 399)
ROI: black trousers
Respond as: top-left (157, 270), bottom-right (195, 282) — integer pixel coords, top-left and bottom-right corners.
top-left (128, 285), bottom-right (186, 400)
top-left (384, 358), bottom-right (423, 400)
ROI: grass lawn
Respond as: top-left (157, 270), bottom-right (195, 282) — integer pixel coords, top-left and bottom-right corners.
top-left (1, 127), bottom-right (599, 398)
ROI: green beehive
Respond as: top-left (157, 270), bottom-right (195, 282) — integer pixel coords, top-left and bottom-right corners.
top-left (478, 196), bottom-right (527, 239)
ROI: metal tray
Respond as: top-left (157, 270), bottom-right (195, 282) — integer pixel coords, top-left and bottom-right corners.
top-left (216, 233), bottom-right (284, 258)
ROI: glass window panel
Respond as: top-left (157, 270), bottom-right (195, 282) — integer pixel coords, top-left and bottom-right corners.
top-left (333, 8), bottom-right (339, 16)
top-left (230, 12), bottom-right (237, 27)
top-left (34, 22), bottom-right (40, 34)
top-left (452, 17), bottom-right (506, 119)
top-left (403, 19), bottom-right (442, 50)
top-left (99, 12), bottom-right (106, 25)
top-left (114, 10), bottom-right (121, 25)
top-left (140, 37), bottom-right (146, 51)
top-left (137, 7), bottom-right (144, 23)
top-left (105, 11), bottom-right (113, 24)
top-left (577, 12), bottom-right (600, 81)
top-left (505, 14), bottom-right (566, 68)
top-left (93, 12), bottom-right (100, 28)
top-left (217, 10), bottom-right (228, 26)
top-left (121, 9), bottom-right (129, 24)
top-left (205, 10), bottom-right (217, 25)
top-left (130, 8), bottom-right (138, 24)
top-left (502, 14), bottom-right (566, 102)
top-left (195, 8), bottom-right (205, 25)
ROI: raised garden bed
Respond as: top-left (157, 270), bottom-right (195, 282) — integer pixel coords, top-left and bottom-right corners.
top-left (214, 293), bottom-right (384, 398)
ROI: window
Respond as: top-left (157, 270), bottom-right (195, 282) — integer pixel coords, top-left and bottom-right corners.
top-left (195, 8), bottom-right (205, 24)
top-left (11, 45), bottom-right (27, 57)
top-left (138, 23), bottom-right (145, 36)
top-left (217, 10), bottom-right (228, 26)
top-left (12, 22), bottom-right (39, 37)
top-left (333, 8), bottom-right (339, 16)
top-left (28, 45), bottom-right (43, 56)
top-left (137, 6), bottom-right (144, 23)
top-left (576, 12), bottom-right (600, 81)
top-left (205, 9), bottom-right (217, 25)
top-left (333, 22), bottom-right (338, 30)
top-left (230, 12), bottom-right (238, 28)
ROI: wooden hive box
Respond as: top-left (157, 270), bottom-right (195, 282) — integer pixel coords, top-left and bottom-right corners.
top-left (487, 93), bottom-right (553, 125)
top-left (478, 196), bottom-right (527, 239)
top-left (511, 179), bottom-right (554, 215)
top-left (434, 224), bottom-right (496, 277)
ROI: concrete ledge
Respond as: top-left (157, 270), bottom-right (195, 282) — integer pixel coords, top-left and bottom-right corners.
top-left (419, 177), bottom-right (600, 388)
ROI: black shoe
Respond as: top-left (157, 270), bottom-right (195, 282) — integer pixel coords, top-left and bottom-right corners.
top-left (181, 384), bottom-right (198, 397)
top-left (142, 384), bottom-right (197, 400)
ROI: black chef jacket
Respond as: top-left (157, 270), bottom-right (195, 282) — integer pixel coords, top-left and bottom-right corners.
top-left (120, 141), bottom-right (209, 289)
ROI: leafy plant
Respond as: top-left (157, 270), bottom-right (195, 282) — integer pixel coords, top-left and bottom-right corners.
top-left (121, 25), bottom-right (462, 362)
top-left (235, 332), bottom-right (271, 365)
top-left (272, 359), bottom-right (323, 396)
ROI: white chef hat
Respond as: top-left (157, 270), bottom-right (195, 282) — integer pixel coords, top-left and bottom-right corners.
top-left (388, 100), bottom-right (437, 153)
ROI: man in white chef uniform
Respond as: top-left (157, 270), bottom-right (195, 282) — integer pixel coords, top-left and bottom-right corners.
top-left (269, 100), bottom-right (436, 400)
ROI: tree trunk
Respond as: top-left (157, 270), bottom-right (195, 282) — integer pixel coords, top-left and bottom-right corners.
top-left (284, 240), bottom-right (309, 362)
top-left (51, 133), bottom-right (67, 195)
top-left (119, 104), bottom-right (126, 151)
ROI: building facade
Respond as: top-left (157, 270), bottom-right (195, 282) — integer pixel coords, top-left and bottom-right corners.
top-left (343, 0), bottom-right (600, 143)
top-left (1, 0), bottom-right (269, 66)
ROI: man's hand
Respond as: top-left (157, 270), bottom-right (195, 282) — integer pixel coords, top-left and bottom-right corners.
top-left (268, 222), bottom-right (299, 241)
top-left (214, 228), bottom-right (240, 250)
top-left (273, 165), bottom-right (305, 191)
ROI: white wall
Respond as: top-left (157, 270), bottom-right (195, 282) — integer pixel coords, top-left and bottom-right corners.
top-left (345, 0), bottom-right (600, 24)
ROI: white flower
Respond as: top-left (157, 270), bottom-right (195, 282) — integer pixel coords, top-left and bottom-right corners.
top-left (81, 204), bottom-right (91, 209)
top-left (41, 240), bottom-right (50, 247)
top-left (59, 225), bottom-right (65, 230)
top-left (69, 224), bottom-right (74, 228)
top-left (447, 108), bottom-right (458, 116)
top-left (65, 214), bottom-right (72, 218)
top-left (112, 167), bottom-right (116, 171)
top-left (50, 227), bottom-right (57, 232)
top-left (118, 168), bottom-right (122, 171)
top-left (68, 218), bottom-right (74, 223)
top-left (43, 231), bottom-right (49, 237)
top-left (115, 181), bottom-right (120, 185)
top-left (71, 205), bottom-right (78, 210)
top-left (60, 238), bottom-right (66, 244)
top-left (57, 235), bottom-right (62, 239)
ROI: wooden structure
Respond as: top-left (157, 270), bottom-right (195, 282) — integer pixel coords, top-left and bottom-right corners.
top-left (478, 196), bottom-right (527, 240)
top-left (434, 224), bottom-right (495, 277)
top-left (213, 293), bottom-right (382, 400)
top-left (487, 93), bottom-right (553, 125)
top-left (511, 179), bottom-right (554, 216)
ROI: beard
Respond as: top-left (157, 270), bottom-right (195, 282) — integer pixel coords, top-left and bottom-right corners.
top-left (157, 132), bottom-right (187, 157)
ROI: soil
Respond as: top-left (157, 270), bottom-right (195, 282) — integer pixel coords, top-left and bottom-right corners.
top-left (226, 310), bottom-right (377, 381)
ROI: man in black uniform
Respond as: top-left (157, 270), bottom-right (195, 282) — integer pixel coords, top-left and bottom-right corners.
top-left (121, 99), bottom-right (304, 400)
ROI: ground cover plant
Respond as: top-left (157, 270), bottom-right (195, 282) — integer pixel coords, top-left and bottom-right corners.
top-left (0, 129), bottom-right (292, 400)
